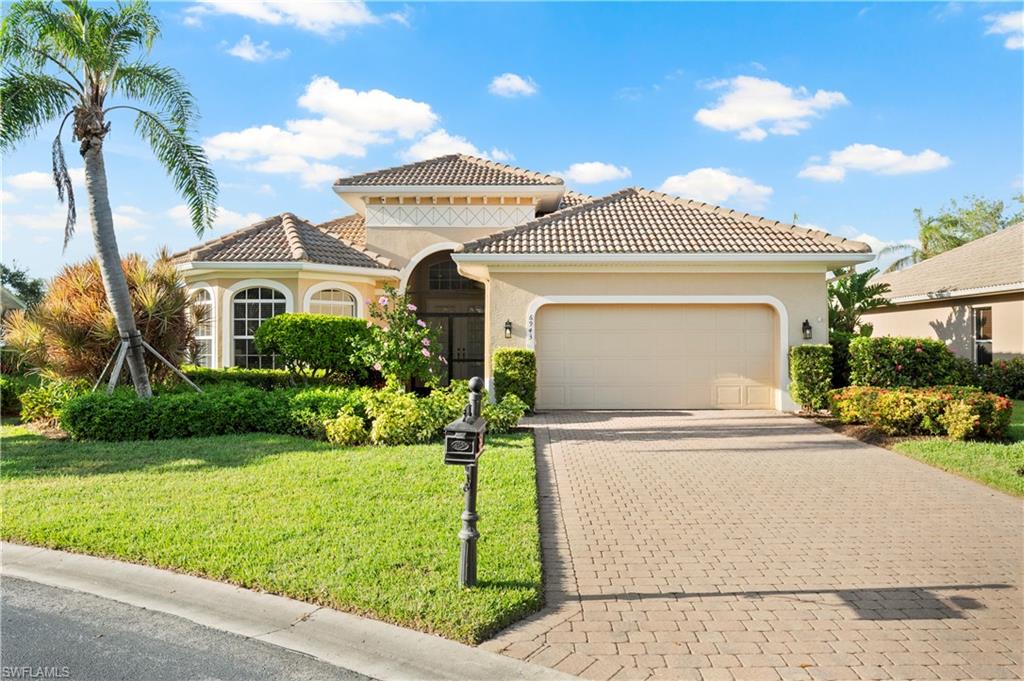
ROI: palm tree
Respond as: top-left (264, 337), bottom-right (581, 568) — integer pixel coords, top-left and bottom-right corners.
top-left (828, 267), bottom-right (891, 335)
top-left (1, 0), bottom-right (217, 398)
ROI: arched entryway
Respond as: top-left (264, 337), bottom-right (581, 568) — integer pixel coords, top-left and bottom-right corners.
top-left (406, 250), bottom-right (484, 385)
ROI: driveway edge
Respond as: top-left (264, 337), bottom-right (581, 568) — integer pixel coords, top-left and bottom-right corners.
top-left (1, 542), bottom-right (577, 681)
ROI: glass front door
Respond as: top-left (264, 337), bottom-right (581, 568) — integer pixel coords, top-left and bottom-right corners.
top-left (421, 313), bottom-right (484, 385)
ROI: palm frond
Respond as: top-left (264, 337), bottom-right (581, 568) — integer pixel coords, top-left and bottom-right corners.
top-left (51, 125), bottom-right (77, 247)
top-left (0, 71), bottom-right (74, 150)
top-left (111, 62), bottom-right (195, 127)
top-left (132, 108), bottom-right (218, 236)
top-left (1, 1), bottom-right (87, 85)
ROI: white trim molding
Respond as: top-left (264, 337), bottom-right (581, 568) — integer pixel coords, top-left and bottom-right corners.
top-left (178, 261), bottom-right (399, 279)
top-left (524, 295), bottom-right (794, 411)
top-left (220, 279), bottom-right (295, 368)
top-left (882, 282), bottom-right (1024, 306)
top-left (454, 252), bottom-right (874, 268)
top-left (397, 242), bottom-right (464, 293)
top-left (302, 281), bottom-right (365, 318)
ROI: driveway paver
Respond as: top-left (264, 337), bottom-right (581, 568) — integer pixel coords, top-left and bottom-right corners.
top-left (482, 411), bottom-right (1023, 681)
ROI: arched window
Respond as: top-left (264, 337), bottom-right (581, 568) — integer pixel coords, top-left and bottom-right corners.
top-left (428, 259), bottom-right (481, 290)
top-left (232, 287), bottom-right (286, 368)
top-left (190, 289), bottom-right (214, 368)
top-left (308, 288), bottom-right (357, 317)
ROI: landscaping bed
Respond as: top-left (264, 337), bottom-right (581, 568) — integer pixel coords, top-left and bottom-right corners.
top-left (802, 399), bottom-right (1024, 497)
top-left (0, 426), bottom-right (542, 643)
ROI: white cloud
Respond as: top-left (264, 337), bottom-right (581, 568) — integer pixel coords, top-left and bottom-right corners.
top-left (488, 148), bottom-right (513, 162)
top-left (556, 162), bottom-right (631, 185)
top-left (6, 168), bottom-right (85, 191)
top-left (488, 73), bottom-right (538, 98)
top-left (984, 10), bottom-right (1024, 50)
top-left (206, 76), bottom-right (440, 185)
top-left (168, 205), bottom-right (264, 232)
top-left (694, 76), bottom-right (848, 141)
top-left (798, 143), bottom-right (952, 182)
top-left (658, 168), bottom-right (773, 209)
top-left (0, 190), bottom-right (16, 203)
top-left (401, 129), bottom-right (481, 161)
top-left (225, 35), bottom-right (290, 62)
top-left (187, 0), bottom-right (387, 35)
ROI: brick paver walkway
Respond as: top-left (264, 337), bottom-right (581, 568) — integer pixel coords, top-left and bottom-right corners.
top-left (481, 411), bottom-right (1023, 681)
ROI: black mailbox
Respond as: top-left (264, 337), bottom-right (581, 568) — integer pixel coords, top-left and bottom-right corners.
top-left (444, 415), bottom-right (487, 465)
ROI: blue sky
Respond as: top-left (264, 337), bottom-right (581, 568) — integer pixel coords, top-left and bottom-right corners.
top-left (3, 1), bottom-right (1022, 277)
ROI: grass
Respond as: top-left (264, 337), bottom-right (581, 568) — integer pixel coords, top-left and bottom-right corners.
top-left (891, 400), bottom-right (1024, 497)
top-left (0, 427), bottom-right (542, 643)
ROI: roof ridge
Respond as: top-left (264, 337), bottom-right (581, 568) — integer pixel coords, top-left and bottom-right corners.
top-left (172, 214), bottom-right (283, 262)
top-left (280, 213), bottom-right (309, 261)
top-left (458, 189), bottom-right (620, 253)
top-left (334, 153), bottom-right (564, 187)
top-left (632, 187), bottom-right (871, 253)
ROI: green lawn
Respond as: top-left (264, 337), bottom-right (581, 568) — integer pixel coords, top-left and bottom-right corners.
top-left (892, 400), bottom-right (1024, 497)
top-left (0, 427), bottom-right (541, 643)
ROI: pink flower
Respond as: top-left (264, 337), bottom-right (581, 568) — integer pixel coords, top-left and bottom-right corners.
top-left (421, 348), bottom-right (431, 357)
top-left (895, 364), bottom-right (903, 371)
top-left (407, 303), bottom-right (417, 312)
top-left (373, 363), bottom-right (382, 371)
top-left (421, 338), bottom-right (430, 347)
top-left (378, 296), bottom-right (389, 306)
top-left (915, 347), bottom-right (922, 353)
top-left (417, 319), bottom-right (426, 327)
top-left (382, 326), bottom-right (389, 333)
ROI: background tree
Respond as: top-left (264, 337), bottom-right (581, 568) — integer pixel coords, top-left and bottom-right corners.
top-left (828, 267), bottom-right (891, 336)
top-left (0, 263), bottom-right (46, 309)
top-left (881, 194), bottom-right (1024, 272)
top-left (1, 0), bottom-right (217, 397)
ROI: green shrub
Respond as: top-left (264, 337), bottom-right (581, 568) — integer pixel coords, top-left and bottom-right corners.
top-left (362, 286), bottom-right (443, 388)
top-left (180, 366), bottom-right (300, 390)
top-left (493, 348), bottom-right (536, 410)
top-left (484, 393), bottom-right (528, 434)
top-left (60, 384), bottom-right (368, 442)
top-left (254, 313), bottom-right (373, 384)
top-left (789, 344), bottom-right (833, 411)
top-left (977, 358), bottom-right (1024, 400)
top-left (19, 378), bottom-right (89, 423)
top-left (325, 412), bottom-right (369, 446)
top-left (1, 374), bottom-right (35, 416)
top-left (848, 337), bottom-right (964, 388)
top-left (829, 331), bottom-right (854, 389)
top-left (826, 385), bottom-right (1011, 440)
top-left (366, 388), bottom-right (428, 445)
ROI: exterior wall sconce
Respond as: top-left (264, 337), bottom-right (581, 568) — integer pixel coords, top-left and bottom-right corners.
top-left (504, 320), bottom-right (513, 339)
top-left (802, 319), bottom-right (813, 340)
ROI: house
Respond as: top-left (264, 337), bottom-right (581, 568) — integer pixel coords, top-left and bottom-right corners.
top-left (0, 286), bottom-right (26, 317)
top-left (174, 154), bottom-right (872, 410)
top-left (862, 223), bottom-right (1024, 364)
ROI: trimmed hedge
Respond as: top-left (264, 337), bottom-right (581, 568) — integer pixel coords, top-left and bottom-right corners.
top-left (789, 344), bottom-right (833, 411)
top-left (977, 358), bottom-right (1024, 400)
top-left (827, 385), bottom-right (1012, 440)
top-left (60, 385), bottom-right (372, 442)
top-left (492, 348), bottom-right (536, 410)
top-left (254, 313), bottom-right (374, 383)
top-left (848, 336), bottom-right (966, 388)
top-left (180, 365), bottom-right (343, 390)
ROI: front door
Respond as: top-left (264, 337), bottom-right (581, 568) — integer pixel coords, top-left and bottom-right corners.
top-left (421, 313), bottom-right (485, 385)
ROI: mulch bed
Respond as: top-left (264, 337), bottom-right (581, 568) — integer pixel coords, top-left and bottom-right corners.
top-left (797, 412), bottom-right (928, 449)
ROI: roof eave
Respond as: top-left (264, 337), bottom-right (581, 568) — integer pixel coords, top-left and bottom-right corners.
top-left (453, 252), bottom-right (875, 266)
top-left (875, 282), bottom-right (1024, 306)
top-left (333, 183), bottom-right (565, 215)
top-left (176, 261), bottom-right (400, 278)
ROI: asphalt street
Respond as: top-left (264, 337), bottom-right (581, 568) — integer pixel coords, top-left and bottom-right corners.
top-left (1, 577), bottom-right (371, 681)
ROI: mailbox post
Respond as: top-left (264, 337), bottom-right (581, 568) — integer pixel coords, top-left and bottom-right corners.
top-left (443, 377), bottom-right (487, 587)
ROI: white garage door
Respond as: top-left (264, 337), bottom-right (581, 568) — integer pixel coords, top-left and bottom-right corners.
top-left (535, 304), bottom-right (776, 410)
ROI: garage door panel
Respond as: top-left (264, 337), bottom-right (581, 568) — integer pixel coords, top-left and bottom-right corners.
top-left (535, 304), bottom-right (776, 410)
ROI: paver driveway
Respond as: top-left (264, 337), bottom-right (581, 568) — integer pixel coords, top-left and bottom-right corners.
top-left (482, 411), bottom-right (1022, 681)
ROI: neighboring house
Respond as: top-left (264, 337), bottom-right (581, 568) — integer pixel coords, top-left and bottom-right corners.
top-left (173, 154), bottom-right (871, 410)
top-left (862, 222), bottom-right (1024, 365)
top-left (0, 285), bottom-right (26, 317)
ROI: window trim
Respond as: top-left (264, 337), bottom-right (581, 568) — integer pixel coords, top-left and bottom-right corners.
top-left (189, 283), bottom-right (216, 368)
top-left (221, 279), bottom-right (294, 368)
top-left (973, 306), bottom-right (993, 365)
top-left (301, 281), bottom-right (363, 318)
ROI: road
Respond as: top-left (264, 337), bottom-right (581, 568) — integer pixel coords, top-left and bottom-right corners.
top-left (1, 577), bottom-right (371, 681)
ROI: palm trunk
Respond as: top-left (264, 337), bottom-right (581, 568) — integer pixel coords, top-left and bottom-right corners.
top-left (82, 143), bottom-right (153, 398)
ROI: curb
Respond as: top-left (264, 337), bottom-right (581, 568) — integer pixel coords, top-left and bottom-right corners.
top-left (1, 542), bottom-right (575, 681)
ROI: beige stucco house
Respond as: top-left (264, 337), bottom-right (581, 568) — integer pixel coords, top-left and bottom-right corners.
top-left (174, 154), bottom-right (872, 410)
top-left (862, 223), bottom-right (1024, 364)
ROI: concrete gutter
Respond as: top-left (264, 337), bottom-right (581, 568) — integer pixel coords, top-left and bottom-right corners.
top-left (1, 542), bottom-right (574, 681)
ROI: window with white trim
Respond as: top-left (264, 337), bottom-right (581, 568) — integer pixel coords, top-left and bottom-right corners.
top-left (190, 289), bottom-right (214, 368)
top-left (308, 288), bottom-right (357, 317)
top-left (232, 287), bottom-right (286, 368)
top-left (974, 307), bottom-right (993, 366)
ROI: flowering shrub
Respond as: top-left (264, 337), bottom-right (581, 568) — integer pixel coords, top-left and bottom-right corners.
top-left (976, 358), bottom-right (1024, 400)
top-left (848, 337), bottom-right (967, 388)
top-left (362, 286), bottom-right (442, 388)
top-left (826, 385), bottom-right (1011, 440)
